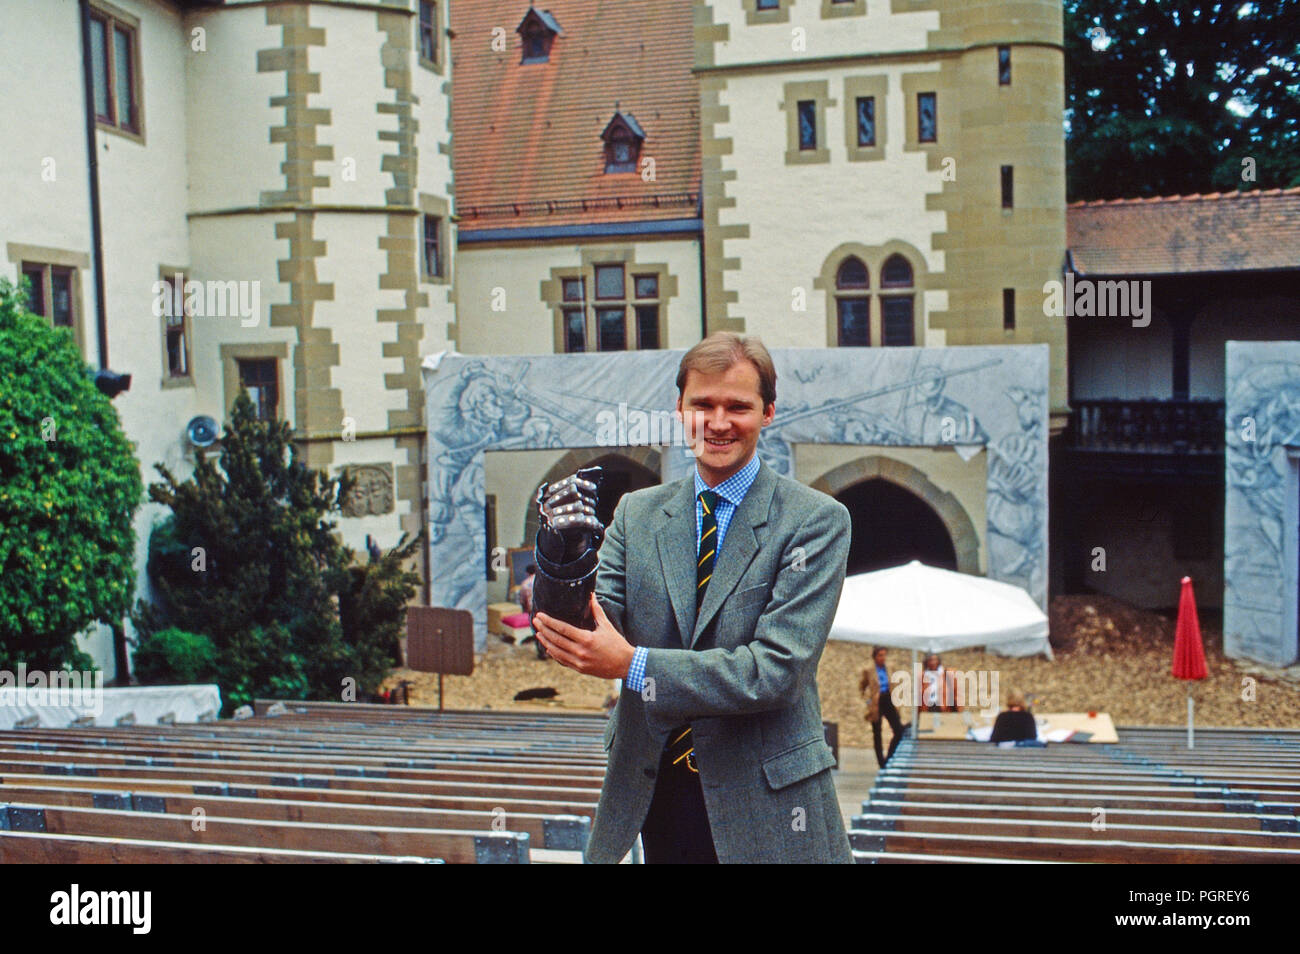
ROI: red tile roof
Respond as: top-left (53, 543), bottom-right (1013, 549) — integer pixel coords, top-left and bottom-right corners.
top-left (1066, 188), bottom-right (1300, 275)
top-left (449, 1), bottom-right (701, 234)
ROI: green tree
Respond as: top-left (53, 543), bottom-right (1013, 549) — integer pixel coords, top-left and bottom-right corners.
top-left (1066, 0), bottom-right (1300, 200)
top-left (138, 393), bottom-right (417, 711)
top-left (0, 279), bottom-right (142, 671)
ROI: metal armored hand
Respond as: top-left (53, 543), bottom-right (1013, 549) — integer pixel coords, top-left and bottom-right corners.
top-left (532, 467), bottom-right (604, 630)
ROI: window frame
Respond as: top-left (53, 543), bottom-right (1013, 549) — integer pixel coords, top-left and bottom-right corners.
top-left (746, 0), bottom-right (791, 25)
top-left (834, 256), bottom-right (871, 347)
top-left (604, 128), bottom-right (640, 174)
top-left (917, 92), bottom-right (937, 144)
top-left (880, 296), bottom-right (915, 347)
top-left (634, 304), bottom-right (660, 349)
top-left (423, 213), bottom-right (443, 280)
top-left (594, 263), bottom-right (625, 301)
top-left (417, 0), bottom-right (442, 72)
top-left (21, 260), bottom-right (86, 356)
top-left (236, 356), bottom-right (281, 422)
top-left (881, 253), bottom-right (914, 289)
top-left (796, 100), bottom-right (818, 151)
top-left (221, 342), bottom-right (288, 423)
top-left (158, 267), bottom-right (195, 389)
top-left (520, 22), bottom-right (554, 64)
top-left (562, 306), bottom-right (586, 352)
top-left (836, 298), bottom-right (871, 347)
top-left (856, 96), bottom-right (876, 147)
top-left (551, 260), bottom-right (669, 353)
top-left (783, 80), bottom-right (831, 165)
top-left (595, 307), bottom-right (627, 352)
top-left (88, 2), bottom-right (145, 144)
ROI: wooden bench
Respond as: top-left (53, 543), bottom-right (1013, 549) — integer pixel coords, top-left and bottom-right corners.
top-left (0, 801), bottom-right (530, 863)
top-left (863, 727), bottom-right (1300, 862)
top-left (0, 829), bottom-right (439, 863)
top-left (0, 782), bottom-right (591, 851)
top-left (847, 828), bottom-right (1300, 863)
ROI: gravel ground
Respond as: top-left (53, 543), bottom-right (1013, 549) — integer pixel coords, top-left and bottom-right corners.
top-left (385, 595), bottom-right (1300, 748)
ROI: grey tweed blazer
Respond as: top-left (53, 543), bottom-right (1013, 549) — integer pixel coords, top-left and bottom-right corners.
top-left (587, 458), bottom-right (854, 864)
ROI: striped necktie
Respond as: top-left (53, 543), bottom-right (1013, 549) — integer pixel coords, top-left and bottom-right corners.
top-left (697, 489), bottom-right (720, 602)
top-left (666, 489), bottom-right (721, 775)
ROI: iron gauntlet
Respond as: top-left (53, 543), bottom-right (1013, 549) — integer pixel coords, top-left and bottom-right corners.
top-left (531, 467), bottom-right (605, 630)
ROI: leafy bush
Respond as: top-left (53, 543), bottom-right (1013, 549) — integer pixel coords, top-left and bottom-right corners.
top-left (0, 278), bottom-right (141, 671)
top-left (131, 628), bottom-right (217, 685)
top-left (135, 392), bottom-right (419, 713)
top-left (337, 533), bottom-right (422, 689)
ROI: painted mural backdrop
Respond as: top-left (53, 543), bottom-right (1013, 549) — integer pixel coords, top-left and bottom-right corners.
top-left (424, 346), bottom-right (1049, 647)
top-left (1224, 342), bottom-right (1300, 667)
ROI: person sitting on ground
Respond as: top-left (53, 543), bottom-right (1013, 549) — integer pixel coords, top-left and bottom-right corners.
top-left (989, 690), bottom-right (1039, 744)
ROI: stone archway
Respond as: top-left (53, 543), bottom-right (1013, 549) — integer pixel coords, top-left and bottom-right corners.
top-left (521, 447), bottom-right (662, 545)
top-left (810, 455), bottom-right (980, 575)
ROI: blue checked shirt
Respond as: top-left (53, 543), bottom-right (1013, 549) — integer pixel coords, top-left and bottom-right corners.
top-left (625, 454), bottom-right (761, 692)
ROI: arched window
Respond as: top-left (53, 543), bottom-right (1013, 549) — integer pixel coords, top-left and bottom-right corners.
top-left (881, 254), bottom-right (912, 288)
top-left (879, 254), bottom-right (915, 346)
top-left (835, 257), bottom-right (870, 346)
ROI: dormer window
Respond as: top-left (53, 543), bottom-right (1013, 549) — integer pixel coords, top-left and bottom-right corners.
top-left (601, 110), bottom-right (645, 174)
top-left (517, 7), bottom-right (562, 64)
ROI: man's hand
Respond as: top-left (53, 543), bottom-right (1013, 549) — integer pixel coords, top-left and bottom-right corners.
top-left (534, 593), bottom-right (634, 680)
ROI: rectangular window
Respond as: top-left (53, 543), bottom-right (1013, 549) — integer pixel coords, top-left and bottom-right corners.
top-left (237, 358), bottom-right (279, 421)
top-left (595, 264), bottom-right (624, 300)
top-left (1003, 288), bottom-right (1016, 331)
top-left (797, 100), bottom-right (817, 150)
top-left (22, 262), bottom-right (79, 348)
top-left (917, 92), bottom-right (937, 143)
top-left (881, 298), bottom-right (914, 346)
top-left (419, 1), bottom-right (437, 64)
top-left (50, 268), bottom-right (74, 329)
top-left (1001, 165), bottom-right (1014, 208)
top-left (21, 264), bottom-right (46, 316)
top-left (562, 277), bottom-right (585, 301)
top-left (856, 96), bottom-right (876, 147)
top-left (998, 45), bottom-right (1011, 85)
top-left (423, 214), bottom-right (442, 277)
top-left (596, 308), bottom-right (626, 351)
top-left (837, 299), bottom-right (869, 347)
top-left (89, 7), bottom-right (141, 136)
top-left (161, 275), bottom-right (192, 380)
top-left (90, 15), bottom-right (111, 122)
top-left (757, 0), bottom-right (779, 8)
top-left (114, 26), bottom-right (135, 131)
top-left (635, 305), bottom-right (659, 349)
top-left (633, 274), bottom-right (658, 299)
top-left (562, 308), bottom-right (586, 352)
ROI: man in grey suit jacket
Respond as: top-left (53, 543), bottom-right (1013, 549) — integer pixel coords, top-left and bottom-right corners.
top-left (535, 333), bottom-right (853, 864)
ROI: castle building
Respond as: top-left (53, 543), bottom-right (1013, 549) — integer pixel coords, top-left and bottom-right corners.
top-left (27, 2), bottom-right (1294, 673)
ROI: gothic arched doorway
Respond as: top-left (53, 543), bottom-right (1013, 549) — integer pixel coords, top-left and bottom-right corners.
top-left (523, 449), bottom-right (661, 543)
top-left (835, 478), bottom-right (959, 576)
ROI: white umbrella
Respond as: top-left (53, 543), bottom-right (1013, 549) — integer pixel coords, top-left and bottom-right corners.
top-left (830, 560), bottom-right (1051, 657)
top-left (830, 561), bottom-right (1052, 740)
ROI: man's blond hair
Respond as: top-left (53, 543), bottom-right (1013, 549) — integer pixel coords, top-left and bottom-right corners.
top-left (676, 332), bottom-right (777, 409)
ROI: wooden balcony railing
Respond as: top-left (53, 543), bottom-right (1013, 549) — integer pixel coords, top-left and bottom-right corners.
top-left (1068, 399), bottom-right (1224, 455)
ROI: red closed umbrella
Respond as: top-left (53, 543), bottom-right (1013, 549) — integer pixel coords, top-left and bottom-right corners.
top-left (1171, 576), bottom-right (1208, 748)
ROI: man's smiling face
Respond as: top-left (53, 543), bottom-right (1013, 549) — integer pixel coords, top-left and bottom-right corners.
top-left (676, 360), bottom-right (775, 486)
